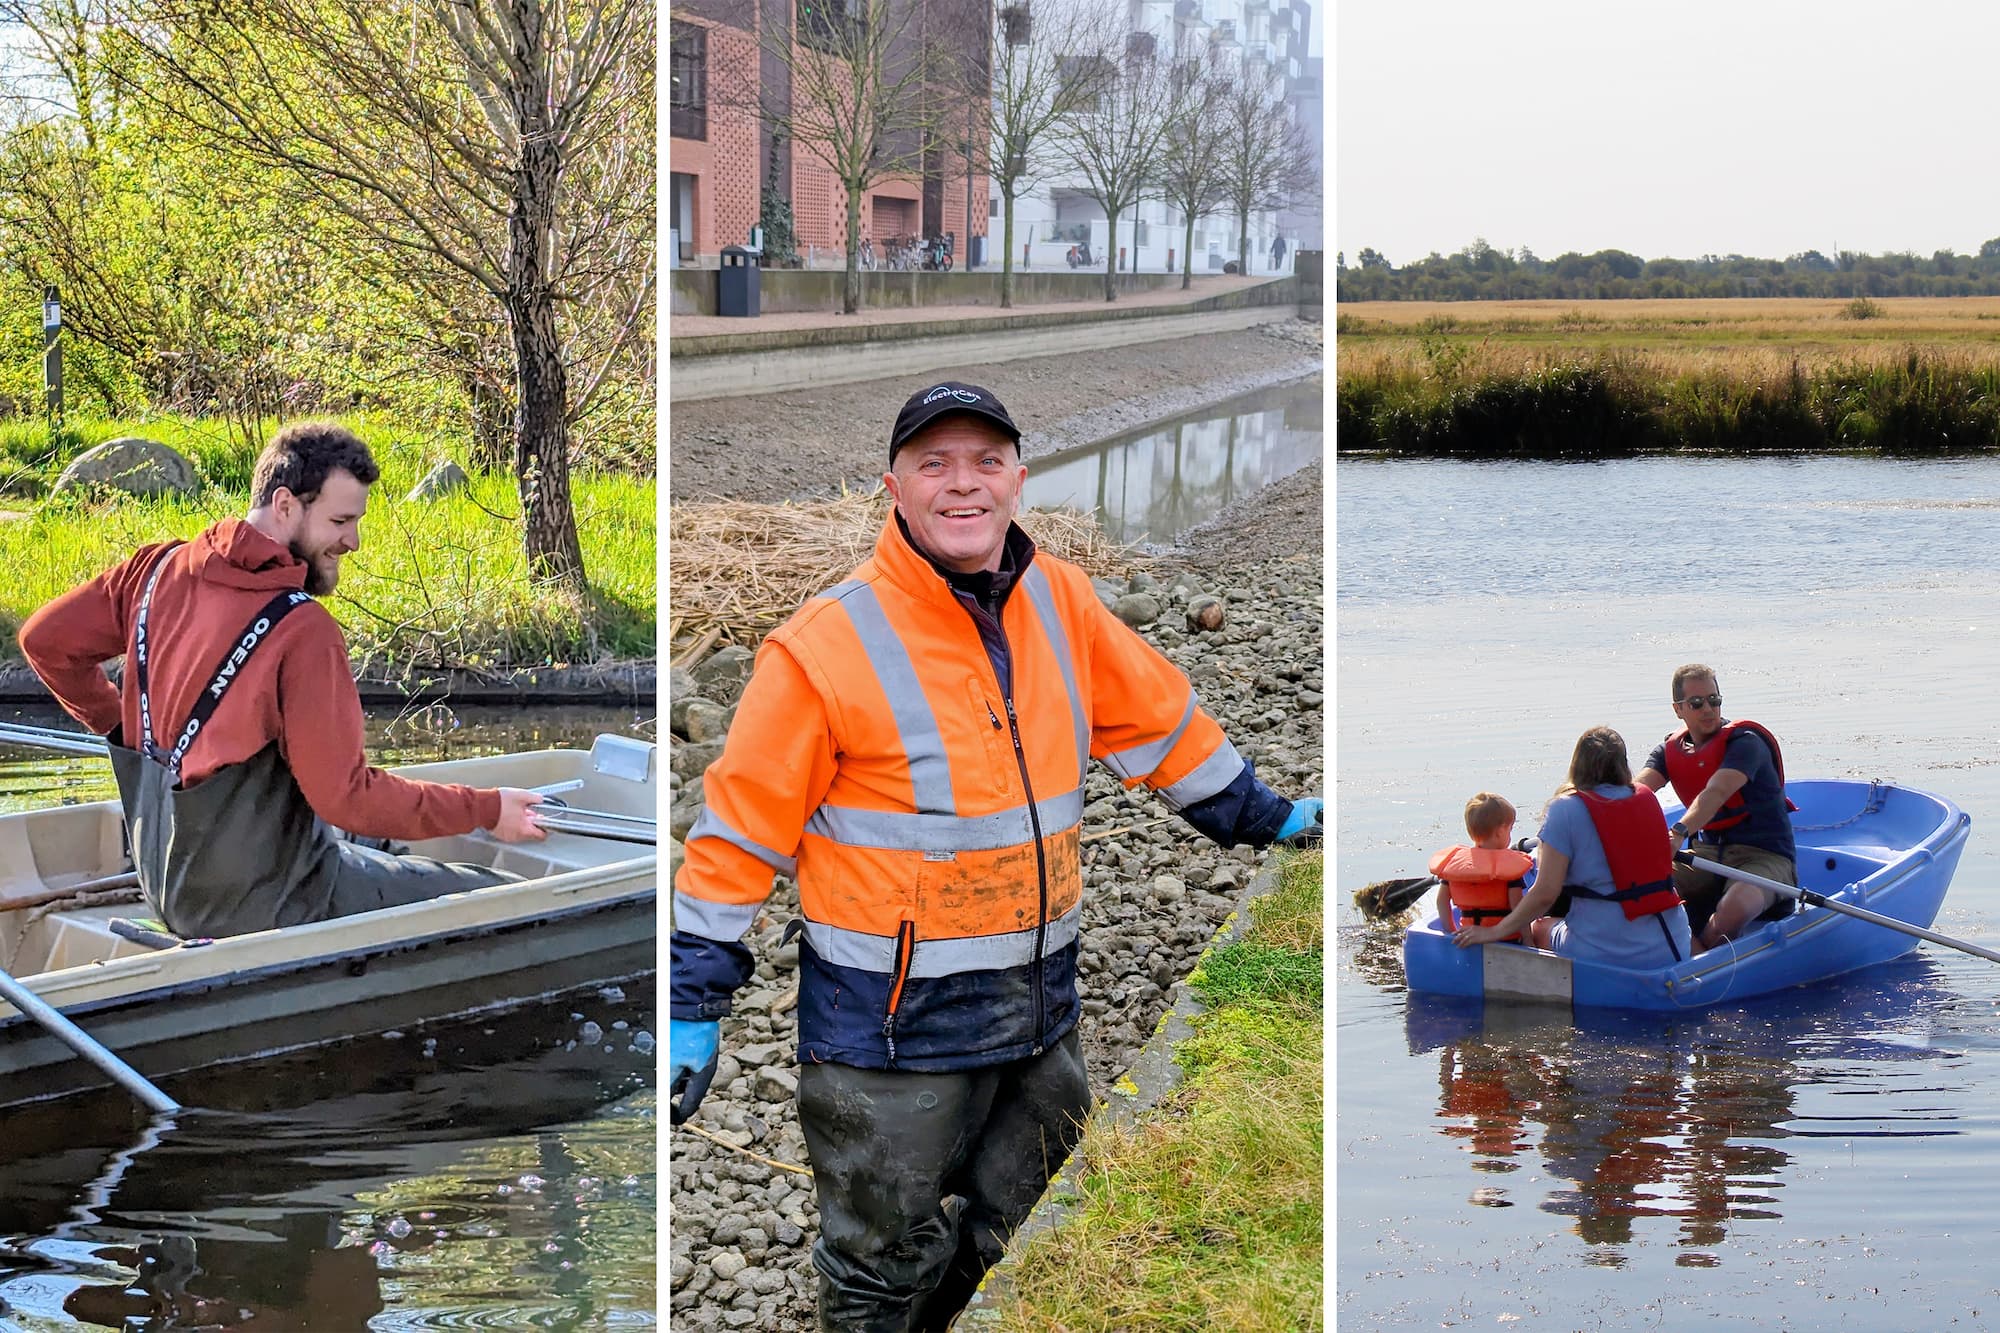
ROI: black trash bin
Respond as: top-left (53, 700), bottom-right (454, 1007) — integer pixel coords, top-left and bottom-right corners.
top-left (718, 245), bottom-right (761, 318)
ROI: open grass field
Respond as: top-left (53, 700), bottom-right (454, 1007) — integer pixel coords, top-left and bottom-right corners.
top-left (0, 415), bottom-right (656, 670)
top-left (991, 852), bottom-right (1324, 1333)
top-left (1337, 297), bottom-right (2000, 456)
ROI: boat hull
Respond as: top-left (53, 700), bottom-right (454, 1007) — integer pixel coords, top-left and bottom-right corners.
top-left (0, 738), bottom-right (657, 1108)
top-left (1401, 779), bottom-right (1971, 1013)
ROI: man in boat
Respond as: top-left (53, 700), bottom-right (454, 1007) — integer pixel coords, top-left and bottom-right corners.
top-left (17, 422), bottom-right (549, 940)
top-left (1635, 664), bottom-right (1796, 952)
top-left (669, 381), bottom-right (1323, 1332)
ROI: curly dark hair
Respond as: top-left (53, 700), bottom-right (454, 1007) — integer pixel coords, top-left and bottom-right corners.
top-left (250, 422), bottom-right (380, 507)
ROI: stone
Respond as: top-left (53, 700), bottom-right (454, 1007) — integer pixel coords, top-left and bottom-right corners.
top-left (671, 739), bottom-right (724, 781)
top-left (405, 459), bottom-right (470, 501)
top-left (52, 437), bottom-right (196, 498)
top-left (1090, 577), bottom-right (1124, 609)
top-left (708, 1249), bottom-right (747, 1281)
top-left (680, 698), bottom-right (732, 743)
top-left (1186, 595), bottom-right (1226, 632)
top-left (692, 646), bottom-right (757, 703)
top-left (755, 1066), bottom-right (799, 1100)
top-left (1151, 874), bottom-right (1186, 904)
top-left (1126, 569), bottom-right (1156, 594)
top-left (1113, 593), bottom-right (1161, 628)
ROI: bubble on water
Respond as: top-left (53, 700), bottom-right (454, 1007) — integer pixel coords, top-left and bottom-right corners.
top-left (621, 1175), bottom-right (640, 1188)
top-left (560, 1260), bottom-right (574, 1270)
top-left (565, 1040), bottom-right (576, 1051)
top-left (579, 1021), bottom-right (604, 1044)
top-left (518, 1173), bottom-right (545, 1190)
top-left (543, 1241), bottom-right (561, 1253)
top-left (632, 1030), bottom-right (656, 1055)
top-left (421, 1037), bottom-right (437, 1057)
top-left (612, 1020), bottom-right (629, 1031)
top-left (370, 1240), bottom-right (392, 1258)
top-left (385, 1218), bottom-right (413, 1239)
top-left (599, 985), bottom-right (625, 1003)
top-left (417, 1211), bottom-right (436, 1222)
top-left (570, 1012), bottom-right (585, 1021)
top-left (496, 1183), bottom-right (513, 1195)
top-left (383, 1030), bottom-right (404, 1040)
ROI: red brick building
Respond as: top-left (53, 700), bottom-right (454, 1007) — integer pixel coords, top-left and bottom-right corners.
top-left (670, 0), bottom-right (991, 266)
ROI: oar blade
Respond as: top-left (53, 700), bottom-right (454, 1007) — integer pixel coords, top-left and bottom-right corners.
top-left (1353, 875), bottom-right (1437, 922)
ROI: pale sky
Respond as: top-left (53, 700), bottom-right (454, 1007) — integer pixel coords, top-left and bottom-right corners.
top-left (1337, 0), bottom-right (2000, 266)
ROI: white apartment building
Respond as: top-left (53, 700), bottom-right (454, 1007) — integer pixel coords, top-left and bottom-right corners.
top-left (998, 0), bottom-right (1316, 275)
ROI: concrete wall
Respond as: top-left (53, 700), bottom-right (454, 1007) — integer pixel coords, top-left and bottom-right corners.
top-left (670, 267), bottom-right (1183, 316)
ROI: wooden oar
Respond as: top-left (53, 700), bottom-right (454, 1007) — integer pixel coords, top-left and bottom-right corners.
top-left (0, 966), bottom-right (179, 1113)
top-left (1352, 875), bottom-right (1438, 922)
top-left (1680, 851), bottom-right (2000, 966)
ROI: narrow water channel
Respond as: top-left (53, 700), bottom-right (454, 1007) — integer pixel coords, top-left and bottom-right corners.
top-left (0, 703), bottom-right (658, 1329)
top-left (1022, 376), bottom-right (1322, 544)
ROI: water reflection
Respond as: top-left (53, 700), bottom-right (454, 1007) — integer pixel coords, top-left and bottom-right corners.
top-left (1022, 379), bottom-right (1322, 544)
top-left (1400, 958), bottom-right (1961, 1265)
top-left (0, 979), bottom-right (656, 1328)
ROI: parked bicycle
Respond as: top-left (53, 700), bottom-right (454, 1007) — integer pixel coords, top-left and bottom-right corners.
top-left (858, 237), bottom-right (876, 270)
top-left (885, 234), bottom-right (920, 271)
top-left (920, 233), bottom-right (955, 272)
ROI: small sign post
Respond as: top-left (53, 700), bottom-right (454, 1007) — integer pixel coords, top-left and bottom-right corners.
top-left (42, 285), bottom-right (62, 428)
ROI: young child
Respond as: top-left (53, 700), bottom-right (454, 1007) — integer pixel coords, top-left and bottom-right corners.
top-left (1431, 792), bottom-right (1537, 940)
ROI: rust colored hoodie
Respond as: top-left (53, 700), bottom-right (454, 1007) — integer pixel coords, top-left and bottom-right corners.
top-left (18, 518), bottom-right (500, 839)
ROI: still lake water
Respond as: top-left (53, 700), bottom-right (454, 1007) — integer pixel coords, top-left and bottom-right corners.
top-left (1338, 457), bottom-right (2000, 1328)
top-left (0, 705), bottom-right (658, 1330)
top-left (1022, 376), bottom-right (1322, 544)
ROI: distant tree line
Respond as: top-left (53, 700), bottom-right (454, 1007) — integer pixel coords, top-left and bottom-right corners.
top-left (1335, 238), bottom-right (2000, 301)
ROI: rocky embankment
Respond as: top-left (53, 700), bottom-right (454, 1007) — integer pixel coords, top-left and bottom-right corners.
top-left (665, 506), bottom-right (1323, 1331)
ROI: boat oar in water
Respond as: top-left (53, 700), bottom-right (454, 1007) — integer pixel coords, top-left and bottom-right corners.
top-left (0, 967), bottom-right (179, 1113)
top-left (1353, 875), bottom-right (1439, 922)
top-left (1679, 851), bottom-right (2000, 966)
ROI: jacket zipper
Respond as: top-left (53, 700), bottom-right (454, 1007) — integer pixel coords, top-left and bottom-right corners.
top-left (1004, 695), bottom-right (1049, 1056)
top-left (883, 919), bottom-right (915, 1066)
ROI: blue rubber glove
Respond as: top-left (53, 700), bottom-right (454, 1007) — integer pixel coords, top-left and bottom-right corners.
top-left (1276, 796), bottom-right (1323, 846)
top-left (669, 1019), bottom-right (721, 1123)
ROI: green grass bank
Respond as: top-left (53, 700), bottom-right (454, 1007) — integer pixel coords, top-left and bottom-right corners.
top-left (989, 851), bottom-right (1324, 1333)
top-left (0, 415), bottom-right (654, 674)
top-left (1339, 344), bottom-right (2000, 458)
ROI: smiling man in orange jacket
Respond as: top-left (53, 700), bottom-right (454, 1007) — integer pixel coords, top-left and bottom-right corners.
top-left (669, 381), bottom-right (1321, 1332)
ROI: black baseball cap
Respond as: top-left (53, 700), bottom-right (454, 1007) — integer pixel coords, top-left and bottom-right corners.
top-left (888, 381), bottom-right (1022, 461)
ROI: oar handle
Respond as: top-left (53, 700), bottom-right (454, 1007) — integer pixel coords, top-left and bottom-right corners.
top-left (1677, 851), bottom-right (2000, 967)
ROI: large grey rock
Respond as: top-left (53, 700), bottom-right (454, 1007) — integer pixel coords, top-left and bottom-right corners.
top-left (692, 646), bottom-right (757, 703)
top-left (681, 698), bottom-right (732, 743)
top-left (1113, 593), bottom-right (1161, 628)
top-left (52, 438), bottom-right (196, 497)
top-left (405, 459), bottom-right (469, 501)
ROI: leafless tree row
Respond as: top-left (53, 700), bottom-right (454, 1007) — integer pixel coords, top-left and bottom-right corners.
top-left (712, 0), bottom-right (1317, 313)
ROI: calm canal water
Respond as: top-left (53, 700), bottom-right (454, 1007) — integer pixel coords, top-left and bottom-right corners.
top-left (0, 705), bottom-right (658, 1330)
top-left (1022, 376), bottom-right (1322, 544)
top-left (1338, 456), bottom-right (2000, 1327)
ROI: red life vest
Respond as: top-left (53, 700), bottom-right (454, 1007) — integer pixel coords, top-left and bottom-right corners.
top-left (1660, 719), bottom-right (1795, 831)
top-left (1428, 845), bottom-right (1535, 925)
top-left (1571, 786), bottom-right (1682, 920)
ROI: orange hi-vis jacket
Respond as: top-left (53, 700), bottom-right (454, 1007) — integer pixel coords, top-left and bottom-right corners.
top-left (673, 518), bottom-right (1246, 1071)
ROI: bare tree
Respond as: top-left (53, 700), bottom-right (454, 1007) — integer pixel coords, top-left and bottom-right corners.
top-left (1058, 34), bottom-right (1176, 302)
top-left (1217, 59), bottom-right (1316, 276)
top-left (726, 0), bottom-right (942, 316)
top-left (953, 0), bottom-right (1120, 308)
top-left (107, 0), bottom-right (656, 594)
top-left (1155, 47), bottom-right (1232, 292)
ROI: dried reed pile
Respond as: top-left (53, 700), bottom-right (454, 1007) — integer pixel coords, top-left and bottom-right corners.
top-left (669, 491), bottom-right (1134, 659)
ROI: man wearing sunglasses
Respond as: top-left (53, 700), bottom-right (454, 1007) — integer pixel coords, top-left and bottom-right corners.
top-left (1635, 663), bottom-right (1797, 952)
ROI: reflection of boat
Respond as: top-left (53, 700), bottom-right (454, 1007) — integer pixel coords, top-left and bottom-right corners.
top-left (0, 736), bottom-right (657, 1107)
top-left (1402, 779), bottom-right (1971, 1011)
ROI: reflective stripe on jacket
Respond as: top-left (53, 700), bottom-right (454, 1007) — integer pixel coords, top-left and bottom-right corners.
top-left (673, 517), bottom-right (1245, 1071)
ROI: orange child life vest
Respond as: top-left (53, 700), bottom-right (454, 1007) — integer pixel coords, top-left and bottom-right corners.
top-left (1428, 845), bottom-right (1536, 926)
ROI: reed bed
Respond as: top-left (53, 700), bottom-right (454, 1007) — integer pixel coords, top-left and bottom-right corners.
top-left (668, 491), bottom-right (1134, 655)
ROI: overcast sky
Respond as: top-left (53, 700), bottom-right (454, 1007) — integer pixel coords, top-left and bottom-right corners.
top-left (1336, 0), bottom-right (2000, 265)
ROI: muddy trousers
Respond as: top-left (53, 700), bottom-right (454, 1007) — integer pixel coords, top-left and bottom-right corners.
top-left (797, 1028), bottom-right (1091, 1333)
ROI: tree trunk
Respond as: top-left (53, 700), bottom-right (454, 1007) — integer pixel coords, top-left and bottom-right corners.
top-left (844, 185), bottom-right (863, 315)
top-left (507, 72), bottom-right (586, 593)
top-left (1237, 206), bottom-right (1250, 274)
top-left (1001, 188), bottom-right (1015, 309)
top-left (1102, 206), bottom-right (1118, 302)
top-left (1182, 214), bottom-right (1195, 290)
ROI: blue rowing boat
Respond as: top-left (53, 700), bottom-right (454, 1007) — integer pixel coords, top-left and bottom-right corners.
top-left (1401, 779), bottom-right (1972, 1011)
